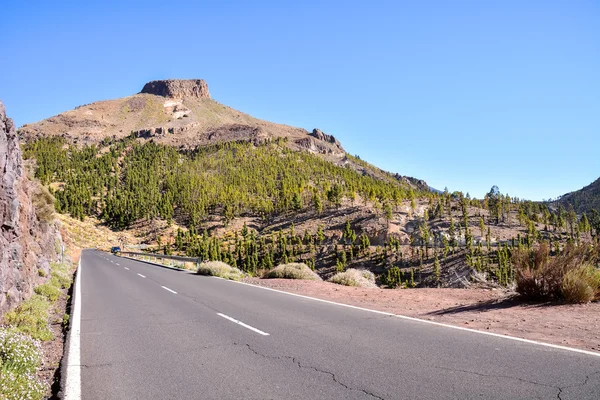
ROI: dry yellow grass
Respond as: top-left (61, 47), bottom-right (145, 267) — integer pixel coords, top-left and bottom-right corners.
top-left (197, 261), bottom-right (244, 280)
top-left (328, 269), bottom-right (377, 288)
top-left (264, 263), bottom-right (322, 280)
top-left (56, 214), bottom-right (138, 261)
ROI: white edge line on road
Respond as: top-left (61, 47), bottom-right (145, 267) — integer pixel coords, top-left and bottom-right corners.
top-left (64, 258), bottom-right (82, 400)
top-left (124, 267), bottom-right (129, 270)
top-left (217, 312), bottom-right (270, 336)
top-left (216, 277), bottom-right (600, 358)
top-left (161, 286), bottom-right (177, 294)
top-left (137, 273), bottom-right (146, 278)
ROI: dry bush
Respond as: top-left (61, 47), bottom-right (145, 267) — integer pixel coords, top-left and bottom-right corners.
top-left (561, 264), bottom-right (600, 304)
top-left (31, 184), bottom-right (55, 223)
top-left (513, 242), bottom-right (599, 301)
top-left (264, 263), bottom-right (321, 280)
top-left (197, 261), bottom-right (244, 281)
top-left (328, 269), bottom-right (378, 288)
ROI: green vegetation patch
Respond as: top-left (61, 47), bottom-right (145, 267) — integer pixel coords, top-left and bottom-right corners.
top-left (50, 262), bottom-right (73, 290)
top-left (328, 269), bottom-right (377, 288)
top-left (33, 263), bottom-right (72, 302)
top-left (0, 328), bottom-right (42, 375)
top-left (0, 328), bottom-right (46, 400)
top-left (33, 283), bottom-right (60, 302)
top-left (0, 264), bottom-right (73, 399)
top-left (0, 368), bottom-right (46, 400)
top-left (3, 295), bottom-right (53, 341)
top-left (264, 263), bottom-right (321, 280)
top-left (22, 137), bottom-right (421, 228)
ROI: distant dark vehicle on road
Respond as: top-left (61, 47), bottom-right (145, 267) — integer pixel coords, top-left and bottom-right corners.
top-left (110, 246), bottom-right (121, 254)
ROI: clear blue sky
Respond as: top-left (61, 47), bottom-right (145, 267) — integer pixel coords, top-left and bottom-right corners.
top-left (1, 0), bottom-right (598, 201)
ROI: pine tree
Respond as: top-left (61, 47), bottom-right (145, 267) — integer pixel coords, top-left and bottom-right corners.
top-left (313, 192), bottom-right (323, 214)
top-left (479, 216), bottom-right (485, 238)
top-left (433, 253), bottom-right (441, 286)
top-left (384, 203), bottom-right (393, 225)
top-left (317, 225), bottom-right (325, 244)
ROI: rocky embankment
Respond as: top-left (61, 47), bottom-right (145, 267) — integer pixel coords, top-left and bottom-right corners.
top-left (0, 101), bottom-right (61, 313)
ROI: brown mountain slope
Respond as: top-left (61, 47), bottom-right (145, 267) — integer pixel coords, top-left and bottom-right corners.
top-left (18, 79), bottom-right (344, 158)
top-left (18, 79), bottom-right (427, 189)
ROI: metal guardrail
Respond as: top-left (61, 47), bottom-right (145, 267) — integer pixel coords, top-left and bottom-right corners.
top-left (118, 251), bottom-right (202, 268)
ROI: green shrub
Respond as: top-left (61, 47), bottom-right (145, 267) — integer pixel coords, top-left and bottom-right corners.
top-left (197, 261), bottom-right (244, 281)
top-left (0, 328), bottom-right (46, 400)
top-left (264, 263), bottom-right (322, 280)
top-left (3, 295), bottom-right (53, 341)
top-left (62, 313), bottom-right (70, 328)
top-left (328, 268), bottom-right (378, 288)
top-left (0, 328), bottom-right (42, 374)
top-left (381, 267), bottom-right (404, 288)
top-left (50, 263), bottom-right (73, 289)
top-left (34, 282), bottom-right (61, 302)
top-left (0, 369), bottom-right (45, 400)
top-left (37, 269), bottom-right (47, 278)
top-left (561, 264), bottom-right (600, 304)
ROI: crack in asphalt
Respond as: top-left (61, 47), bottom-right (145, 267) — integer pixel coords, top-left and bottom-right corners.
top-left (80, 363), bottom-right (113, 368)
top-left (433, 364), bottom-right (560, 389)
top-left (440, 364), bottom-right (557, 384)
top-left (556, 370), bottom-right (600, 400)
top-left (431, 365), bottom-right (600, 400)
top-left (238, 342), bottom-right (385, 399)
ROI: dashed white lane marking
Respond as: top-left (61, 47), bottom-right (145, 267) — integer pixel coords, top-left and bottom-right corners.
top-left (115, 263), bottom-right (119, 266)
top-left (218, 278), bottom-right (600, 358)
top-left (161, 286), bottom-right (177, 294)
top-left (64, 258), bottom-right (82, 399)
top-left (137, 273), bottom-right (146, 278)
top-left (217, 313), bottom-right (270, 336)
top-left (124, 267), bottom-right (129, 270)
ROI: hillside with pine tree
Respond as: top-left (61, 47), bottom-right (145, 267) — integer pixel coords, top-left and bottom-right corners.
top-left (553, 177), bottom-right (600, 217)
top-left (18, 79), bottom-right (600, 290)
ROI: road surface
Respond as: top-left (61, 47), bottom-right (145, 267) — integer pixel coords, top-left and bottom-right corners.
top-left (76, 249), bottom-right (600, 399)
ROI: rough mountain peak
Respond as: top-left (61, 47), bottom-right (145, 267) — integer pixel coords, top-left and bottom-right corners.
top-left (17, 79), bottom-right (345, 158)
top-left (140, 79), bottom-right (211, 99)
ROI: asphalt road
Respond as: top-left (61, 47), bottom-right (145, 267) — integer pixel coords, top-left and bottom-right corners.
top-left (79, 249), bottom-right (600, 399)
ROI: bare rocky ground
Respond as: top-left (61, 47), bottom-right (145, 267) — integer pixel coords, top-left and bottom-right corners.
top-left (243, 278), bottom-right (600, 353)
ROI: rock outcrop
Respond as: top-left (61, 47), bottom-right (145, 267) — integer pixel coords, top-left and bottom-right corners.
top-left (293, 128), bottom-right (345, 156)
top-left (0, 101), bottom-right (61, 312)
top-left (140, 79), bottom-right (211, 99)
top-left (310, 128), bottom-right (342, 149)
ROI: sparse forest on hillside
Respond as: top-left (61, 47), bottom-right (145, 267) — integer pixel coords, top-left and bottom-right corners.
top-left (553, 177), bottom-right (600, 216)
top-left (23, 136), bottom-right (600, 295)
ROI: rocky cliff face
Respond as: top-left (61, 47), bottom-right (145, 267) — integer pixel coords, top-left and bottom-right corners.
top-left (140, 79), bottom-right (211, 99)
top-left (0, 101), bottom-right (61, 313)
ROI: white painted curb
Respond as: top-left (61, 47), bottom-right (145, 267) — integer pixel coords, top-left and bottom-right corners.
top-left (64, 258), bottom-right (82, 399)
